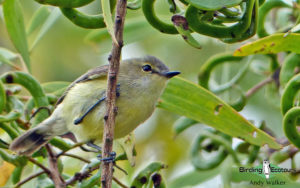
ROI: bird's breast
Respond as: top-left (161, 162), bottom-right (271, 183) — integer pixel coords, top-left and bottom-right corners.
top-left (63, 79), bottom-right (163, 142)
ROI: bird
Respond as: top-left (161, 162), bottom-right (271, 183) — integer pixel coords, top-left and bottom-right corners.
top-left (9, 56), bottom-right (180, 156)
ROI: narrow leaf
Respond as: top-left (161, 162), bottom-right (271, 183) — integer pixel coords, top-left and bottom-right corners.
top-left (117, 133), bottom-right (136, 167)
top-left (3, 0), bottom-right (31, 71)
top-left (158, 77), bottom-right (281, 149)
top-left (0, 48), bottom-right (18, 61)
top-left (101, 0), bottom-right (118, 45)
top-left (42, 81), bottom-right (70, 96)
top-left (0, 54), bottom-right (17, 68)
top-left (0, 47), bottom-right (18, 69)
top-left (234, 33), bottom-right (300, 56)
top-left (27, 6), bottom-right (51, 36)
top-left (30, 8), bottom-right (61, 51)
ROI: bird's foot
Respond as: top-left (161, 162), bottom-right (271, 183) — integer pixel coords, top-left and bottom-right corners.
top-left (97, 152), bottom-right (128, 175)
top-left (87, 142), bottom-right (102, 152)
top-left (116, 83), bottom-right (121, 97)
top-left (80, 141), bottom-right (102, 153)
top-left (97, 151), bottom-right (116, 163)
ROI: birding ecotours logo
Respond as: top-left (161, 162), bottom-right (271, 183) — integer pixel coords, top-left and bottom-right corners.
top-left (238, 159), bottom-right (296, 186)
top-left (263, 159), bottom-right (271, 179)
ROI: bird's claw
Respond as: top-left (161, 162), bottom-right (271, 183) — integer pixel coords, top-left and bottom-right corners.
top-left (97, 151), bottom-right (116, 163)
top-left (116, 84), bottom-right (121, 97)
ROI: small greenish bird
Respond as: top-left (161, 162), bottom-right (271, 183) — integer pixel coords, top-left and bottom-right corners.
top-left (10, 56), bottom-right (180, 156)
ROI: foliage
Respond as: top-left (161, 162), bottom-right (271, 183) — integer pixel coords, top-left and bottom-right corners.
top-left (1, 0), bottom-right (300, 187)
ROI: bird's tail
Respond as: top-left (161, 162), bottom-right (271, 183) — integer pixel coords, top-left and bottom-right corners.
top-left (10, 119), bottom-right (56, 156)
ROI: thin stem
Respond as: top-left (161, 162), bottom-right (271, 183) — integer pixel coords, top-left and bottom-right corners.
top-left (15, 171), bottom-right (45, 188)
top-left (56, 142), bottom-right (85, 158)
top-left (245, 77), bottom-right (273, 98)
top-left (60, 153), bottom-right (91, 163)
top-left (45, 144), bottom-right (65, 188)
top-left (28, 157), bottom-right (51, 174)
top-left (112, 176), bottom-right (128, 188)
top-left (101, 0), bottom-right (127, 187)
top-left (65, 163), bottom-right (101, 186)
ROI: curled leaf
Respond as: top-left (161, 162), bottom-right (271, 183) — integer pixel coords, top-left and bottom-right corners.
top-left (171, 15), bottom-right (202, 49)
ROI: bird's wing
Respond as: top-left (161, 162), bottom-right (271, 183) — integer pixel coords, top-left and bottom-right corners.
top-left (56, 65), bottom-right (109, 106)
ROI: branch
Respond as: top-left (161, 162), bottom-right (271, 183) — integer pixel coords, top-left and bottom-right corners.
top-left (101, 0), bottom-right (127, 188)
top-left (56, 142), bottom-right (85, 158)
top-left (60, 153), bottom-right (91, 163)
top-left (113, 176), bottom-right (128, 188)
top-left (245, 77), bottom-right (273, 98)
top-left (65, 163), bottom-right (101, 186)
top-left (28, 157), bottom-right (51, 174)
top-left (45, 144), bottom-right (65, 188)
top-left (15, 171), bottom-right (45, 188)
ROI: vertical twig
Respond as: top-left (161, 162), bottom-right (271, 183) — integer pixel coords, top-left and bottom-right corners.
top-left (101, 0), bottom-right (127, 188)
top-left (45, 144), bottom-right (65, 188)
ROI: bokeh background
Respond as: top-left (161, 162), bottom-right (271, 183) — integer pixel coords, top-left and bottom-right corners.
top-left (0, 0), bottom-right (295, 187)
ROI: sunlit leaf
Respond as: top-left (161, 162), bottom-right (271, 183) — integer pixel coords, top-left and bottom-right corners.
top-left (188, 0), bottom-right (242, 11)
top-left (158, 77), bottom-right (281, 149)
top-left (27, 6), bottom-right (51, 36)
top-left (116, 133), bottom-right (136, 167)
top-left (3, 0), bottom-right (31, 71)
top-left (0, 162), bottom-right (15, 186)
top-left (234, 33), bottom-right (300, 56)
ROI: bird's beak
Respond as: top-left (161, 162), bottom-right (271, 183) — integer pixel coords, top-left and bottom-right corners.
top-left (163, 71), bottom-right (181, 78)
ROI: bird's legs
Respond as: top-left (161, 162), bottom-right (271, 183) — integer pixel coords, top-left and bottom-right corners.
top-left (80, 141), bottom-right (126, 174)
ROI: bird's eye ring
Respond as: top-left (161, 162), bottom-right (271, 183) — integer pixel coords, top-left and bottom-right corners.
top-left (142, 64), bottom-right (152, 72)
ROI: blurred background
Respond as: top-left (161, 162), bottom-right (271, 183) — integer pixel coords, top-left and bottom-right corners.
top-left (0, 0), bottom-right (295, 187)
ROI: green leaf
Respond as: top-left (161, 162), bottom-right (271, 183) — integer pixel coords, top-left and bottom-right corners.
top-left (42, 81), bottom-right (70, 96)
top-left (234, 33), bottom-right (300, 56)
top-left (172, 15), bottom-right (202, 49)
top-left (187, 0), bottom-right (242, 11)
top-left (79, 170), bottom-right (101, 188)
top-left (3, 0), bottom-right (31, 71)
top-left (30, 8), bottom-right (61, 51)
top-left (0, 54), bottom-right (16, 69)
top-left (158, 77), bottom-right (281, 149)
top-left (0, 48), bottom-right (19, 68)
top-left (101, 0), bottom-right (117, 45)
top-left (27, 6), bottom-right (51, 36)
top-left (116, 133), bottom-right (136, 167)
top-left (173, 117), bottom-right (197, 137)
top-left (0, 48), bottom-right (18, 61)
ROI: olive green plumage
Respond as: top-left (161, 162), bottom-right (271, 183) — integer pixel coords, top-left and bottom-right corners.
top-left (10, 56), bottom-right (180, 156)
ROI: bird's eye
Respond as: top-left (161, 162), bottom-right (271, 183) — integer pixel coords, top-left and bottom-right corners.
top-left (142, 65), bottom-right (152, 72)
